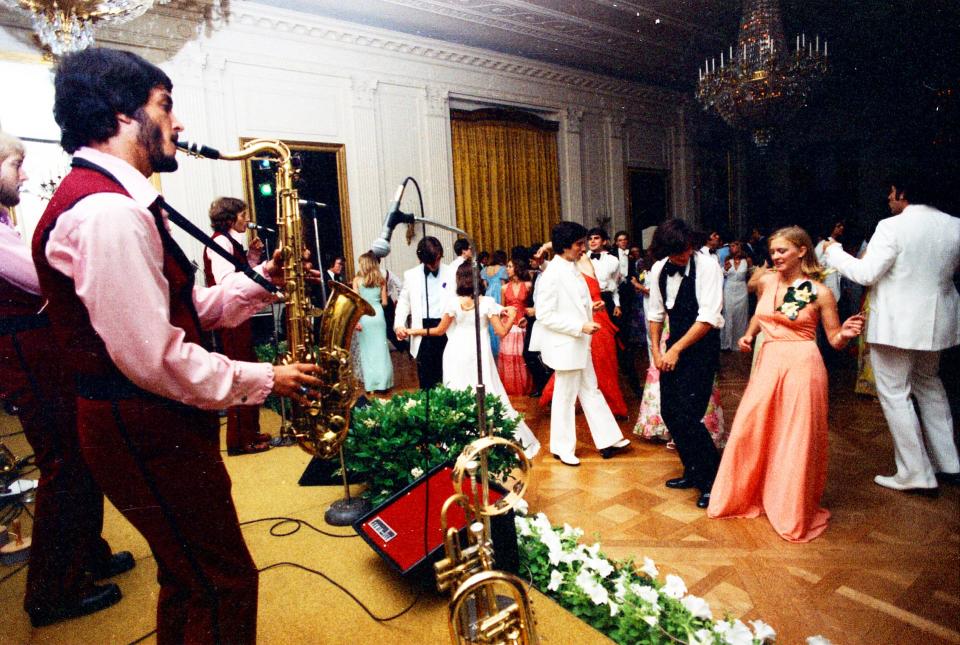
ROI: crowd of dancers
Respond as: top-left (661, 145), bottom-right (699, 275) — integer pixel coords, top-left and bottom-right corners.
top-left (349, 200), bottom-right (958, 546)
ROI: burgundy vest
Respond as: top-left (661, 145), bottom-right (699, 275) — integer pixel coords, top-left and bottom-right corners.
top-left (32, 163), bottom-right (207, 382)
top-left (0, 278), bottom-right (43, 319)
top-left (202, 231), bottom-right (247, 287)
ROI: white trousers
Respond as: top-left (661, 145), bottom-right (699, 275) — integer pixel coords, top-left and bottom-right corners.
top-left (549, 353), bottom-right (624, 457)
top-left (871, 344), bottom-right (959, 486)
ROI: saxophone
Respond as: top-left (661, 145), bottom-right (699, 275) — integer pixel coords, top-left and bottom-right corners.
top-left (178, 139), bottom-right (372, 459)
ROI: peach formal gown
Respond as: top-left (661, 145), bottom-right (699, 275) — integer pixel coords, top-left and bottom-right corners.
top-left (708, 280), bottom-right (830, 542)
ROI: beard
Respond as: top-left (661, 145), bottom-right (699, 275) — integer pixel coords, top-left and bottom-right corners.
top-left (134, 109), bottom-right (178, 173)
top-left (0, 180), bottom-right (20, 208)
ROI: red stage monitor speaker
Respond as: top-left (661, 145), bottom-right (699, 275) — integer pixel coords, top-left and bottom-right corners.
top-left (353, 462), bottom-right (519, 581)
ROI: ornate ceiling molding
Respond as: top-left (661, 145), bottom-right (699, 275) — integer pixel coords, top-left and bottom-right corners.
top-left (230, 4), bottom-right (684, 109)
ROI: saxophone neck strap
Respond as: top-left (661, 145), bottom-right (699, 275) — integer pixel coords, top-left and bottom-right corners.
top-left (157, 197), bottom-right (280, 295)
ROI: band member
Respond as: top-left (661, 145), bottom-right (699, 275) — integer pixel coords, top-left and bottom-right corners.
top-left (0, 130), bottom-right (133, 627)
top-left (647, 219), bottom-right (724, 508)
top-left (204, 197), bottom-right (271, 455)
top-left (33, 48), bottom-right (321, 644)
top-left (530, 221), bottom-right (629, 465)
top-left (394, 236), bottom-right (454, 389)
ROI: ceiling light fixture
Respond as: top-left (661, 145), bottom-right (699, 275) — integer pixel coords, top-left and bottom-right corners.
top-left (0, 0), bottom-right (167, 56)
top-left (696, 0), bottom-right (828, 146)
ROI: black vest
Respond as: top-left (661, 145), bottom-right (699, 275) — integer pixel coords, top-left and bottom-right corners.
top-left (658, 255), bottom-right (720, 363)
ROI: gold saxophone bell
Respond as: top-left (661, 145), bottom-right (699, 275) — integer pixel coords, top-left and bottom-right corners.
top-left (178, 139), bottom-right (372, 459)
top-left (435, 437), bottom-right (539, 645)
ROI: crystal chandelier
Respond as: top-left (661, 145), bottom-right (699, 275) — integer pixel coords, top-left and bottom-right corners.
top-left (0, 0), bottom-right (165, 56)
top-left (696, 0), bottom-right (828, 146)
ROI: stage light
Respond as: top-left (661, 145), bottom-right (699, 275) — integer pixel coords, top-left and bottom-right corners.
top-left (259, 183), bottom-right (273, 197)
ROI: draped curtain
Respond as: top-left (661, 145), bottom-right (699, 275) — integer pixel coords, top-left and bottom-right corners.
top-left (451, 109), bottom-right (561, 254)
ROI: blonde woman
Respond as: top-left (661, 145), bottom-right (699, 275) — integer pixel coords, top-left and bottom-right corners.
top-left (353, 252), bottom-right (393, 393)
top-left (708, 226), bottom-right (864, 542)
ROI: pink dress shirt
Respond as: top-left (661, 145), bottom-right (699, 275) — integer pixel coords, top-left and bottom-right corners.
top-left (44, 148), bottom-right (276, 410)
top-left (0, 219), bottom-right (42, 296)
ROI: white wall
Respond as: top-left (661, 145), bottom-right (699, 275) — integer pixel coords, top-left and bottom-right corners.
top-left (0, 1), bottom-right (695, 272)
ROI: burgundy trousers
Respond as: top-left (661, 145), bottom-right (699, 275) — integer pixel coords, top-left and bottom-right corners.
top-left (77, 394), bottom-right (258, 644)
top-left (0, 326), bottom-right (111, 613)
top-left (219, 321), bottom-right (262, 449)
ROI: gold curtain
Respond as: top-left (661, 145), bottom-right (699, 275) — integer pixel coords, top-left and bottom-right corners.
top-left (451, 109), bottom-right (561, 254)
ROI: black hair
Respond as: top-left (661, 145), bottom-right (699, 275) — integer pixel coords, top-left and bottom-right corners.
top-left (492, 249), bottom-right (507, 266)
top-left (509, 256), bottom-right (530, 282)
top-left (884, 168), bottom-right (935, 206)
top-left (551, 221), bottom-right (588, 253)
top-left (651, 219), bottom-right (693, 259)
top-left (416, 236), bottom-right (444, 265)
top-left (54, 48), bottom-right (173, 154)
top-left (587, 227), bottom-right (609, 240)
top-left (510, 245), bottom-right (530, 263)
top-left (477, 251), bottom-right (490, 264)
top-left (614, 230), bottom-right (629, 241)
top-left (455, 262), bottom-right (475, 296)
top-left (453, 238), bottom-right (471, 256)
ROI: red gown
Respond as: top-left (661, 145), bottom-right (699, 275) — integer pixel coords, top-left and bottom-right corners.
top-left (539, 273), bottom-right (627, 417)
top-left (497, 280), bottom-right (532, 395)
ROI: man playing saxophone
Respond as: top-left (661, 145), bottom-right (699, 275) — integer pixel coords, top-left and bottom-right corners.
top-left (32, 47), bottom-right (321, 644)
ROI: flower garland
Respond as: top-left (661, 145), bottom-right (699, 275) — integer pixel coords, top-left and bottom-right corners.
top-left (515, 510), bottom-right (834, 645)
top-left (776, 279), bottom-right (817, 321)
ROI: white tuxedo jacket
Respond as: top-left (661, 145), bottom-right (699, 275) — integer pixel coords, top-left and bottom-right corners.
top-left (825, 204), bottom-right (960, 351)
top-left (394, 262), bottom-right (455, 358)
top-left (529, 256), bottom-right (593, 371)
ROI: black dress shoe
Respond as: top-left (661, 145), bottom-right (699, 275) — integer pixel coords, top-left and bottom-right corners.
top-left (93, 551), bottom-right (135, 581)
top-left (936, 472), bottom-right (960, 487)
top-left (28, 583), bottom-right (122, 628)
top-left (696, 492), bottom-right (711, 509)
top-left (665, 477), bottom-right (697, 489)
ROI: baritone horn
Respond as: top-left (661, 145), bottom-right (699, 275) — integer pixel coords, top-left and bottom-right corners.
top-left (177, 139), bottom-right (372, 459)
top-left (435, 437), bottom-right (538, 645)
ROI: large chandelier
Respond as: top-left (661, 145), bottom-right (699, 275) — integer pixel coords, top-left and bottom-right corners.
top-left (696, 0), bottom-right (828, 146)
top-left (0, 0), bottom-right (165, 56)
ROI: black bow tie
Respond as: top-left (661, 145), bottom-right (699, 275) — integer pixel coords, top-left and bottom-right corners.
top-left (590, 252), bottom-right (602, 261)
top-left (424, 266), bottom-right (439, 278)
top-left (665, 262), bottom-right (686, 277)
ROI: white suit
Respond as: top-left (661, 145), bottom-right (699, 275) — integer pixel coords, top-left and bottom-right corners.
top-left (530, 256), bottom-right (624, 457)
top-left (825, 204), bottom-right (960, 487)
top-left (394, 263), bottom-right (455, 359)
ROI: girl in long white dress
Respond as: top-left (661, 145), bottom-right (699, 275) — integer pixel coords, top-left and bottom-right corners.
top-left (402, 263), bottom-right (541, 459)
top-left (721, 240), bottom-right (752, 351)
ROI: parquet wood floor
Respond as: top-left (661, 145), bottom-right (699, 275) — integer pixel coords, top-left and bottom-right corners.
top-left (496, 348), bottom-right (960, 645)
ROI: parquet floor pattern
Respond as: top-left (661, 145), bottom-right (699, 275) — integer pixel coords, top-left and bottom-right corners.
top-left (493, 349), bottom-right (960, 645)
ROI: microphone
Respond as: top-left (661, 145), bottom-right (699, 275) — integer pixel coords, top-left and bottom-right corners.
top-left (175, 140), bottom-right (220, 159)
top-left (298, 198), bottom-right (327, 208)
top-left (247, 222), bottom-right (276, 233)
top-left (371, 181), bottom-right (416, 258)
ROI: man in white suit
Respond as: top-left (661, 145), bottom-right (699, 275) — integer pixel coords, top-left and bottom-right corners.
top-left (530, 221), bottom-right (629, 466)
top-left (395, 236), bottom-right (454, 389)
top-left (825, 175), bottom-right (960, 494)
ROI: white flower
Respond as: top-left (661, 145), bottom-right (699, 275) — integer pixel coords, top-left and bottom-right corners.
top-left (547, 569), bottom-right (564, 592)
top-left (750, 619), bottom-right (777, 643)
top-left (662, 573), bottom-right (687, 599)
top-left (410, 466), bottom-right (423, 479)
top-left (779, 301), bottom-right (800, 319)
top-left (513, 498), bottom-right (529, 516)
top-left (681, 594), bottom-right (713, 620)
top-left (585, 542), bottom-right (601, 557)
top-left (715, 619), bottom-right (753, 645)
top-left (574, 569), bottom-right (609, 605)
top-left (584, 556), bottom-right (614, 578)
top-left (642, 615), bottom-right (658, 627)
top-left (363, 418), bottom-right (377, 428)
top-left (532, 513), bottom-right (552, 534)
top-left (806, 636), bottom-right (833, 645)
top-left (690, 628), bottom-right (714, 645)
top-left (632, 584), bottom-right (660, 609)
top-left (640, 556), bottom-right (659, 579)
top-left (514, 516), bottom-right (532, 537)
top-left (613, 574), bottom-right (629, 602)
top-left (403, 399), bottom-right (417, 411)
top-left (608, 600), bottom-right (620, 617)
top-left (793, 285), bottom-right (813, 303)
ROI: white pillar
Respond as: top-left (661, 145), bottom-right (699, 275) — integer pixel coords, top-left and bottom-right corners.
top-left (347, 76), bottom-right (383, 268)
top-left (603, 113), bottom-right (627, 235)
top-left (560, 106), bottom-right (584, 223)
top-left (420, 84), bottom-right (456, 252)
